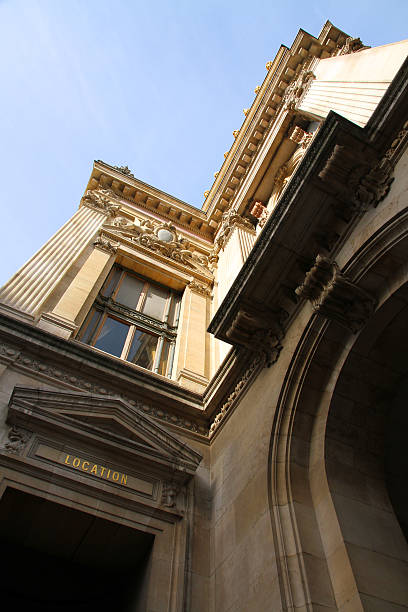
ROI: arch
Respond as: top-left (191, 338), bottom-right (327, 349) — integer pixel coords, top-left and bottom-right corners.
top-left (269, 212), bottom-right (408, 610)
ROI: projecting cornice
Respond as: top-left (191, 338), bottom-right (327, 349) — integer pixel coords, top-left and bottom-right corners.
top-left (201, 22), bottom-right (351, 223)
top-left (86, 161), bottom-right (213, 239)
top-left (208, 56), bottom-right (408, 359)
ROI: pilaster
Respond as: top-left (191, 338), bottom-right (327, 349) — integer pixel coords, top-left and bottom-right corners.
top-left (173, 282), bottom-right (210, 393)
top-left (0, 193), bottom-right (118, 320)
top-left (37, 234), bottom-right (118, 339)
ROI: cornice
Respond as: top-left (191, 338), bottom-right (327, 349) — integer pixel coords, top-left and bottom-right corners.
top-left (87, 161), bottom-right (214, 240)
top-left (202, 23), bottom-right (351, 225)
top-left (208, 56), bottom-right (408, 358)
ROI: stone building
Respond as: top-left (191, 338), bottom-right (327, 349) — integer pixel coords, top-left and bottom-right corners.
top-left (0, 20), bottom-right (407, 611)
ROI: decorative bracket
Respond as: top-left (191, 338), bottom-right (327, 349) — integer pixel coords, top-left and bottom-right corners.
top-left (296, 255), bottom-right (376, 332)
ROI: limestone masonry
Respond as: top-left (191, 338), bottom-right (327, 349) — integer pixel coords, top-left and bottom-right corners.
top-left (0, 20), bottom-right (407, 611)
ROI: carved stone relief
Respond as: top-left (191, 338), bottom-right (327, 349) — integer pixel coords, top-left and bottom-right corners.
top-left (296, 254), bottom-right (376, 332)
top-left (93, 233), bottom-right (119, 255)
top-left (81, 188), bottom-right (121, 217)
top-left (103, 217), bottom-right (212, 276)
top-left (3, 425), bottom-right (32, 455)
top-left (281, 61), bottom-right (315, 111)
top-left (214, 209), bottom-right (255, 253)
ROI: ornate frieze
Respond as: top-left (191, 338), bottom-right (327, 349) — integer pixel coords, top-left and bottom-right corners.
top-left (93, 233), bottom-right (119, 254)
top-left (296, 255), bottom-right (376, 332)
top-left (81, 187), bottom-right (121, 217)
top-left (103, 217), bottom-right (212, 275)
top-left (4, 425), bottom-right (32, 455)
top-left (6, 346), bottom-right (207, 436)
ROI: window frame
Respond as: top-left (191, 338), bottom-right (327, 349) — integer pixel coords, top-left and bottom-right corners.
top-left (78, 266), bottom-right (180, 377)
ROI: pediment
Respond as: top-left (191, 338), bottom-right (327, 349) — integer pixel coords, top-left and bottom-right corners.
top-left (7, 387), bottom-right (202, 476)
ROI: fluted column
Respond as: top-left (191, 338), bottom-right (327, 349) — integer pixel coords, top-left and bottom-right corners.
top-left (37, 235), bottom-right (119, 339)
top-left (0, 192), bottom-right (119, 321)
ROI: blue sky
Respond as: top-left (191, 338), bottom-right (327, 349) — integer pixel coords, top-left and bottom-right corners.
top-left (1, 0), bottom-right (407, 285)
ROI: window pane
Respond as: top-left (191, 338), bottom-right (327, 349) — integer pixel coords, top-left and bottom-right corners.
top-left (142, 284), bottom-right (168, 321)
top-left (101, 267), bottom-right (121, 298)
top-left (115, 274), bottom-right (144, 309)
top-left (93, 317), bottom-right (130, 357)
top-left (158, 339), bottom-right (170, 376)
top-left (127, 329), bottom-right (157, 370)
top-left (167, 295), bottom-right (180, 327)
top-left (79, 308), bottom-right (102, 343)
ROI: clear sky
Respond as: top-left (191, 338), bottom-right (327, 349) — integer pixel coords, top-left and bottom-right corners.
top-left (1, 0), bottom-right (407, 285)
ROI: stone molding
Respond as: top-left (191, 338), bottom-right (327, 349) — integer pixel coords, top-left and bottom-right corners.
top-left (296, 254), bottom-right (376, 332)
top-left (0, 339), bottom-right (208, 437)
top-left (281, 62), bottom-right (316, 112)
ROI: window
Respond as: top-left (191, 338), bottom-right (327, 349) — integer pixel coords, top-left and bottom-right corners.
top-left (78, 266), bottom-right (180, 377)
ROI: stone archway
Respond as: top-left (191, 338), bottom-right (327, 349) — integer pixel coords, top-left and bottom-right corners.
top-left (269, 223), bottom-right (408, 610)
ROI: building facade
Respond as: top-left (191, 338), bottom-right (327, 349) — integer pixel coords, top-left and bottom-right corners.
top-left (0, 21), bottom-right (408, 611)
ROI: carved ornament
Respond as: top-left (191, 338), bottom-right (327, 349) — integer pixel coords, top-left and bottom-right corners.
top-left (4, 425), bottom-right (32, 455)
top-left (113, 165), bottom-right (135, 178)
top-left (161, 481), bottom-right (180, 508)
top-left (9, 346), bottom-right (207, 435)
top-left (337, 36), bottom-right (369, 56)
top-left (214, 209), bottom-right (255, 252)
top-left (250, 201), bottom-right (269, 228)
top-left (209, 351), bottom-right (265, 437)
top-left (318, 144), bottom-right (395, 216)
top-left (81, 188), bottom-right (121, 217)
top-left (103, 217), bottom-right (212, 275)
top-left (281, 62), bottom-right (315, 111)
top-left (225, 303), bottom-right (285, 368)
top-left (295, 255), bottom-right (376, 332)
top-left (93, 233), bottom-right (119, 255)
top-left (188, 280), bottom-right (212, 298)
top-left (289, 126), bottom-right (313, 149)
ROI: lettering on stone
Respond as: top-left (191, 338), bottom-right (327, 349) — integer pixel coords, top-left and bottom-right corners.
top-left (64, 454), bottom-right (128, 485)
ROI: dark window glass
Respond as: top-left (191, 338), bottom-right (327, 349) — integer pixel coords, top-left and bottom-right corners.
top-left (158, 339), bottom-right (170, 376)
top-left (142, 284), bottom-right (168, 321)
top-left (80, 309), bottom-right (102, 344)
top-left (115, 274), bottom-right (144, 309)
top-left (127, 329), bottom-right (157, 369)
top-left (93, 317), bottom-right (130, 357)
top-left (101, 267), bottom-right (121, 298)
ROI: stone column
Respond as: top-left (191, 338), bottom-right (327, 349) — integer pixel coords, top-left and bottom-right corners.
top-left (0, 189), bottom-right (119, 321)
top-left (173, 281), bottom-right (211, 393)
top-left (37, 234), bottom-right (119, 339)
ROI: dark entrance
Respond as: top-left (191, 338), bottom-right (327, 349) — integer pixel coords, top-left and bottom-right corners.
top-left (0, 488), bottom-right (154, 611)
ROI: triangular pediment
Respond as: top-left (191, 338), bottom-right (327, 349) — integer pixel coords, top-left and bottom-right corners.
top-left (7, 387), bottom-right (202, 475)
